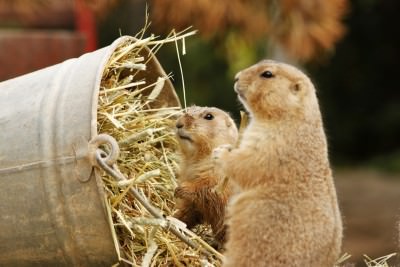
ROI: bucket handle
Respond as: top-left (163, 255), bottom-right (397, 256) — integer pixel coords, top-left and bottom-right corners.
top-left (88, 134), bottom-right (217, 258)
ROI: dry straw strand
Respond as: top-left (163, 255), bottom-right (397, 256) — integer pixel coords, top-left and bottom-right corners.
top-left (364, 253), bottom-right (396, 267)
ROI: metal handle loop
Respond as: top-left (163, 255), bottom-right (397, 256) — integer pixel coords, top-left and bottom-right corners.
top-left (88, 134), bottom-right (120, 167)
top-left (87, 133), bottom-right (216, 259)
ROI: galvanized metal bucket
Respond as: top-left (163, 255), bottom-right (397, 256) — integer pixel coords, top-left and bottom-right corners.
top-left (0, 36), bottom-right (179, 266)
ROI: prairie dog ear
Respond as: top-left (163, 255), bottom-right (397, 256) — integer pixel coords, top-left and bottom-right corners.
top-left (225, 116), bottom-right (233, 127)
top-left (290, 81), bottom-right (302, 94)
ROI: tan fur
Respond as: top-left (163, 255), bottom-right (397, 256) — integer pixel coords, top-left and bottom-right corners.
top-left (214, 60), bottom-right (342, 266)
top-left (174, 106), bottom-right (239, 248)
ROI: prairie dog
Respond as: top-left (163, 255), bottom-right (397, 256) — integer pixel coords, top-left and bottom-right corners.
top-left (174, 106), bottom-right (238, 247)
top-left (214, 60), bottom-right (342, 266)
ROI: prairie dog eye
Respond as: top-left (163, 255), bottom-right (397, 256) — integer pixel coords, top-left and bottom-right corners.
top-left (261, 70), bottom-right (274, 79)
top-left (203, 113), bottom-right (214, 120)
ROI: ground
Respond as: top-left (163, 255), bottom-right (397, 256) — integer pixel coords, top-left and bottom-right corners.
top-left (335, 168), bottom-right (400, 266)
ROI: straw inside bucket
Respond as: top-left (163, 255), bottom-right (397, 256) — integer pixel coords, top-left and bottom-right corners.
top-left (97, 30), bottom-right (222, 266)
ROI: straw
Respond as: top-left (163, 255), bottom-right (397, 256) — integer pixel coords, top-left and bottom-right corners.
top-left (97, 29), bottom-right (221, 266)
top-left (364, 253), bottom-right (396, 267)
top-left (335, 253), bottom-right (397, 267)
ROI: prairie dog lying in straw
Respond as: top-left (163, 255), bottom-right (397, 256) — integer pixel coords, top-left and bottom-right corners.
top-left (174, 106), bottom-right (238, 248)
top-left (214, 60), bottom-right (342, 267)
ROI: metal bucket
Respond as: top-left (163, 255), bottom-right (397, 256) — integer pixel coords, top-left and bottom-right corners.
top-left (0, 36), bottom-right (180, 266)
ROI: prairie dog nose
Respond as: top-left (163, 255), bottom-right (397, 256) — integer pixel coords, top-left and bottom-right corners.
top-left (176, 121), bottom-right (184, 129)
top-left (234, 72), bottom-right (241, 82)
top-left (176, 113), bottom-right (194, 129)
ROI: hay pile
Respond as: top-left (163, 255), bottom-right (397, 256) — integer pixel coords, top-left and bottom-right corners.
top-left (96, 30), bottom-right (222, 266)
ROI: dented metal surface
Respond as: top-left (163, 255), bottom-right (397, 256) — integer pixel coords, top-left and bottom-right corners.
top-left (0, 36), bottom-right (179, 266)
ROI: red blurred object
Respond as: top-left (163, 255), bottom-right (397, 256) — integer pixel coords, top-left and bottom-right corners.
top-left (74, 0), bottom-right (97, 52)
top-left (0, 0), bottom-right (99, 81)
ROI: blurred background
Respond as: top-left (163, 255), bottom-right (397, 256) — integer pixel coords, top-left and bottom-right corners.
top-left (1, 0), bottom-right (399, 265)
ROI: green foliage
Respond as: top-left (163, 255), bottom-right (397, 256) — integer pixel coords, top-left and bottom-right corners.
top-left (223, 32), bottom-right (261, 77)
top-left (367, 152), bottom-right (400, 173)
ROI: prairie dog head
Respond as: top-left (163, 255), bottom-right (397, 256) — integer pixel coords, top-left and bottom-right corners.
top-left (234, 60), bottom-right (320, 121)
top-left (175, 106), bottom-right (238, 159)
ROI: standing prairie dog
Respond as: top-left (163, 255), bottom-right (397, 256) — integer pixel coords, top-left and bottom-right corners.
top-left (174, 106), bottom-right (238, 247)
top-left (214, 60), bottom-right (342, 266)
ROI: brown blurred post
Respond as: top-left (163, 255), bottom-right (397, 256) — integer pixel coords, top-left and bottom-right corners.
top-left (0, 30), bottom-right (86, 81)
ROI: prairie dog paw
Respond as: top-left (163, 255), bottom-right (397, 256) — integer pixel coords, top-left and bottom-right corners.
top-left (174, 186), bottom-right (185, 198)
top-left (174, 185), bottom-right (195, 200)
top-left (212, 144), bottom-right (233, 160)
